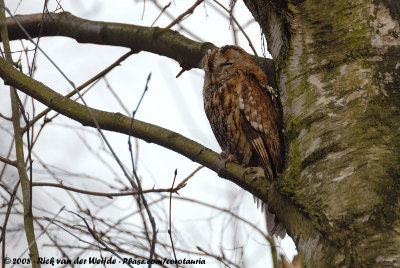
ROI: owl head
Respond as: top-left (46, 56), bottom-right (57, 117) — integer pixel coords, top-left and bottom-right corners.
top-left (200, 45), bottom-right (269, 89)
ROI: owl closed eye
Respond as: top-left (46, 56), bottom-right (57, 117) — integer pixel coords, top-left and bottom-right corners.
top-left (201, 45), bottom-right (283, 178)
top-left (201, 45), bottom-right (285, 237)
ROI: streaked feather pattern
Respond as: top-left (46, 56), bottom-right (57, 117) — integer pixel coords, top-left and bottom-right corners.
top-left (201, 45), bottom-right (285, 238)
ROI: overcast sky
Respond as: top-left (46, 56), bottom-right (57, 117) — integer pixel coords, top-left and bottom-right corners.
top-left (1, 1), bottom-right (296, 267)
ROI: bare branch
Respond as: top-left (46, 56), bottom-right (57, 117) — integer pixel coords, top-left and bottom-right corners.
top-left (1, 181), bottom-right (19, 268)
top-left (0, 155), bottom-right (17, 167)
top-left (0, 2), bottom-right (40, 265)
top-left (67, 211), bottom-right (134, 268)
top-left (175, 165), bottom-right (203, 189)
top-left (22, 50), bottom-right (135, 132)
top-left (150, 1), bottom-right (171, 27)
top-left (2, 11), bottom-right (277, 86)
top-left (128, 72), bottom-right (157, 267)
top-left (31, 182), bottom-right (184, 197)
top-left (3, 7), bottom-right (139, 195)
top-left (13, 206), bottom-right (65, 267)
top-left (168, 169), bottom-right (178, 268)
top-left (150, 0), bottom-right (204, 41)
top-left (0, 140), bottom-right (14, 181)
top-left (166, 0), bottom-right (204, 29)
top-left (0, 54), bottom-right (316, 244)
top-left (211, 0), bottom-right (258, 56)
top-left (196, 246), bottom-right (239, 268)
top-left (0, 112), bottom-right (11, 120)
top-left (3, 12), bottom-right (212, 70)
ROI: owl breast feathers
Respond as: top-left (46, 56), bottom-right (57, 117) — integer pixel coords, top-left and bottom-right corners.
top-left (201, 45), bottom-right (284, 180)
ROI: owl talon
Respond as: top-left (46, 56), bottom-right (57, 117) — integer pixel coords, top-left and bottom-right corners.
top-left (244, 167), bottom-right (266, 182)
top-left (202, 45), bottom-right (285, 238)
top-left (220, 152), bottom-right (237, 168)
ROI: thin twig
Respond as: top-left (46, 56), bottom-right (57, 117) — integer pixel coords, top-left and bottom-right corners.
top-left (128, 73), bottom-right (158, 267)
top-left (166, 0), bottom-right (204, 29)
top-left (23, 50), bottom-right (135, 132)
top-left (29, 0), bottom-right (48, 78)
top-left (170, 195), bottom-right (274, 245)
top-left (0, 112), bottom-right (11, 120)
top-left (196, 246), bottom-right (239, 268)
top-left (141, 0), bottom-right (146, 20)
top-left (242, 18), bottom-right (255, 29)
top-left (124, 73), bottom-right (153, 252)
top-left (34, 220), bottom-right (70, 261)
top-left (103, 77), bottom-right (130, 115)
top-left (168, 169), bottom-right (178, 268)
top-left (1, 181), bottom-right (19, 268)
top-left (30, 79), bottom-right (100, 148)
top-left (31, 182), bottom-right (184, 197)
top-left (0, 47), bottom-right (35, 54)
top-left (67, 211), bottom-right (134, 268)
top-left (0, 141), bottom-right (14, 181)
top-left (211, 0), bottom-right (258, 56)
top-left (131, 73), bottom-right (151, 119)
top-left (175, 165), bottom-right (203, 189)
top-left (3, 7), bottom-right (139, 192)
top-left (46, 217), bottom-right (100, 249)
top-left (229, 2), bottom-right (238, 45)
top-left (12, 206), bottom-right (65, 268)
top-left (150, 1), bottom-right (171, 27)
top-left (0, 155), bottom-right (17, 167)
top-left (205, 0), bottom-right (229, 19)
top-left (151, 0), bottom-right (204, 41)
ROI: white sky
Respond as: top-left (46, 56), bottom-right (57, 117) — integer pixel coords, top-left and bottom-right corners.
top-left (0, 0), bottom-right (296, 267)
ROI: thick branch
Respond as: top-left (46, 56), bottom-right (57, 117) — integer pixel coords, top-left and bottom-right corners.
top-left (4, 12), bottom-right (209, 70)
top-left (3, 12), bottom-right (277, 88)
top-left (0, 53), bottom-right (318, 247)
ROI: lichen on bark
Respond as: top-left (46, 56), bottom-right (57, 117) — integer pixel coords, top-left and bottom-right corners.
top-left (245, 0), bottom-right (400, 266)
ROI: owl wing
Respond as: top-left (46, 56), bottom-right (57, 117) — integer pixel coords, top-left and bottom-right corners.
top-left (238, 73), bottom-right (282, 178)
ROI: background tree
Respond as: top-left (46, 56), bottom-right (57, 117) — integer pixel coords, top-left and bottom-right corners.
top-left (0, 0), bottom-right (399, 267)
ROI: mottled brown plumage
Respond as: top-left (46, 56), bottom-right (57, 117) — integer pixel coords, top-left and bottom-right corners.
top-left (201, 45), bottom-right (285, 237)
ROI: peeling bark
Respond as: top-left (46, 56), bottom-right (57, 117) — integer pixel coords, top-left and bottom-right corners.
top-left (244, 0), bottom-right (400, 266)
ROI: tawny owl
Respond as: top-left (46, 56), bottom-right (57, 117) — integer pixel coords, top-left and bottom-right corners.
top-left (201, 45), bottom-right (285, 237)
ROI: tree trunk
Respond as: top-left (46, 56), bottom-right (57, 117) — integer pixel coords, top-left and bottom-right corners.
top-left (244, 0), bottom-right (400, 266)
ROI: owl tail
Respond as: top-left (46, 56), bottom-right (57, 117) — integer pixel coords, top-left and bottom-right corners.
top-left (254, 197), bottom-right (286, 238)
top-left (253, 196), bottom-right (265, 210)
top-left (265, 206), bottom-right (286, 239)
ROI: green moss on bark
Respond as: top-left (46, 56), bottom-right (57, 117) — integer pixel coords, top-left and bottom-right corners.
top-left (277, 0), bottom-right (400, 265)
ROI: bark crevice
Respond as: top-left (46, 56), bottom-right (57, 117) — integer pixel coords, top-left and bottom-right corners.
top-left (245, 0), bottom-right (400, 266)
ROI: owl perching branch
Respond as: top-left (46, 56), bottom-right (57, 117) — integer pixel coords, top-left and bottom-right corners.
top-left (1, 12), bottom-right (277, 88)
top-left (0, 53), bottom-right (318, 245)
top-left (1, 9), bottom-right (338, 251)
